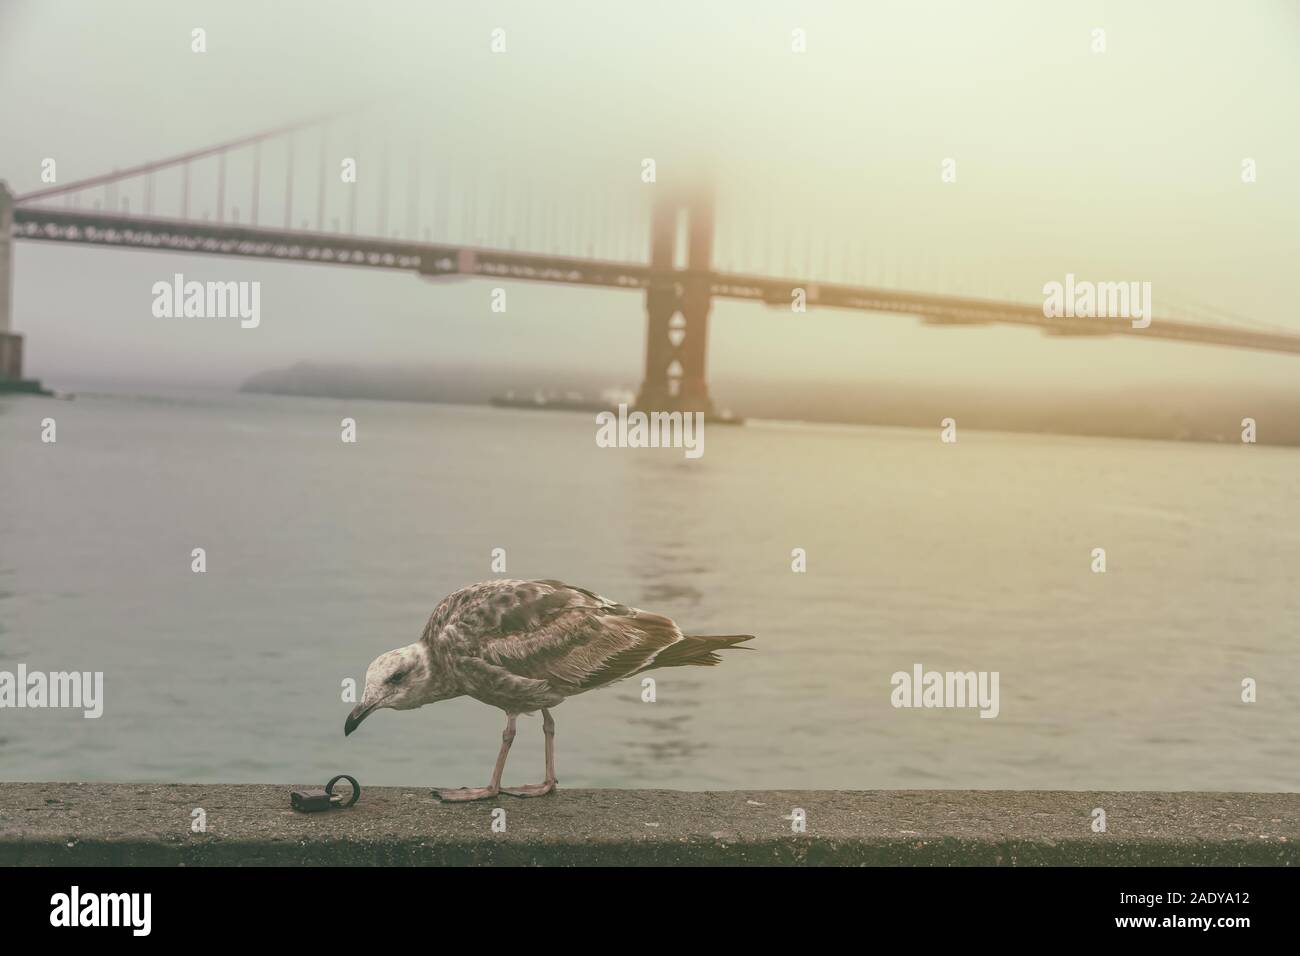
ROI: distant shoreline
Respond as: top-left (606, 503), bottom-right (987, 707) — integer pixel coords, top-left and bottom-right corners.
top-left (228, 362), bottom-right (1300, 449)
top-left (14, 367), bottom-right (1294, 449)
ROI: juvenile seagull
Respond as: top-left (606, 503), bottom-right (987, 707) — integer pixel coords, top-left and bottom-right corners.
top-left (345, 579), bottom-right (753, 801)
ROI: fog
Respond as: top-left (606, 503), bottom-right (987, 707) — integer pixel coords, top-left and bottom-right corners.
top-left (1, 0), bottom-right (1297, 393)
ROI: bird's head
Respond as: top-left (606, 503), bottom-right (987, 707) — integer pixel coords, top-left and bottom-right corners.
top-left (344, 642), bottom-right (433, 736)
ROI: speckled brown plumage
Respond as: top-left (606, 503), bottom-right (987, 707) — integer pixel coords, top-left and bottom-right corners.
top-left (345, 578), bottom-right (753, 802)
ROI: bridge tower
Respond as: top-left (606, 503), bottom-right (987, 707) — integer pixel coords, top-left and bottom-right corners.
top-left (0, 182), bottom-right (22, 382)
top-left (636, 183), bottom-right (715, 416)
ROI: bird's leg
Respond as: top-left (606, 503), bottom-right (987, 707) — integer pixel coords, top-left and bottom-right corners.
top-left (434, 714), bottom-right (515, 802)
top-left (502, 707), bottom-right (558, 797)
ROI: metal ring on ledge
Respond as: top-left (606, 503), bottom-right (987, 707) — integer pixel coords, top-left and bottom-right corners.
top-left (325, 774), bottom-right (361, 808)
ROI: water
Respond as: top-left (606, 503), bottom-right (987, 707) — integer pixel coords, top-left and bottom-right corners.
top-left (1, 390), bottom-right (1296, 791)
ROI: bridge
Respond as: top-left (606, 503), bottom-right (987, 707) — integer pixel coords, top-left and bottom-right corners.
top-left (4, 116), bottom-right (1299, 407)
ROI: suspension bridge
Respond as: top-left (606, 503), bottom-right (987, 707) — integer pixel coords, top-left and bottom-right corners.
top-left (3, 115), bottom-right (1299, 408)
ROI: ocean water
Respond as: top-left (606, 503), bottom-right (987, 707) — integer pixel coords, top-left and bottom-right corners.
top-left (0, 390), bottom-right (1296, 791)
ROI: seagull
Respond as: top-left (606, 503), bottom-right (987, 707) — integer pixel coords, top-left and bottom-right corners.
top-left (344, 578), bottom-right (753, 801)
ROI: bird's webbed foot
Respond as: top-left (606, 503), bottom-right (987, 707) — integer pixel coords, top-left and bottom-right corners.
top-left (501, 780), bottom-right (557, 798)
top-left (432, 786), bottom-right (501, 802)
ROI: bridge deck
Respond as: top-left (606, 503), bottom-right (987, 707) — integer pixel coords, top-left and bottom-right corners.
top-left (13, 207), bottom-right (1300, 355)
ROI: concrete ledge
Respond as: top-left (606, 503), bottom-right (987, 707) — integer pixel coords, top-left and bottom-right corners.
top-left (0, 784), bottom-right (1295, 866)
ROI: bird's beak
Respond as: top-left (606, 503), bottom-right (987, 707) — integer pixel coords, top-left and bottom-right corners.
top-left (344, 702), bottom-right (376, 737)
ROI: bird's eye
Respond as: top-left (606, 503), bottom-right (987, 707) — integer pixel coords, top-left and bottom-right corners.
top-left (386, 670), bottom-right (407, 685)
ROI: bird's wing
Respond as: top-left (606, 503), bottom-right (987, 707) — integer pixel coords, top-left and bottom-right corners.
top-left (454, 656), bottom-right (565, 712)
top-left (477, 579), bottom-right (683, 692)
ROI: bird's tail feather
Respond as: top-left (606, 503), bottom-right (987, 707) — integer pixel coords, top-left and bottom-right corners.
top-left (653, 634), bottom-right (755, 668)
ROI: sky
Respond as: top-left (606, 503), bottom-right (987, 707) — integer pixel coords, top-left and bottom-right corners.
top-left (1, 0), bottom-right (1298, 394)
